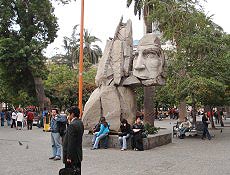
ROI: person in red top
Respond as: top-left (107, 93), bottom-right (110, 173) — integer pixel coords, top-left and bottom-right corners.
top-left (27, 110), bottom-right (34, 130)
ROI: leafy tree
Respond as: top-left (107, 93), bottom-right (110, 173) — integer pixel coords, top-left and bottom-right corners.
top-left (0, 0), bottom-right (58, 109)
top-left (127, 0), bottom-right (230, 123)
top-left (44, 62), bottom-right (97, 110)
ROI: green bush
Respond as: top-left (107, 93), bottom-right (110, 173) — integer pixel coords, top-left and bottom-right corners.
top-left (144, 123), bottom-right (160, 135)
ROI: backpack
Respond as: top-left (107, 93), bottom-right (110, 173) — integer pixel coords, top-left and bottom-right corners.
top-left (57, 121), bottom-right (67, 137)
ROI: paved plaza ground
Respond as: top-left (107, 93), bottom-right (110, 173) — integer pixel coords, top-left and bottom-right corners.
top-left (0, 119), bottom-right (230, 175)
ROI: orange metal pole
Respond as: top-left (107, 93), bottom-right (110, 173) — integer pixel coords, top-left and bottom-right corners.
top-left (78, 0), bottom-right (84, 118)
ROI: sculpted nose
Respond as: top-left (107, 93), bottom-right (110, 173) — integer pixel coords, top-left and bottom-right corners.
top-left (134, 54), bottom-right (145, 70)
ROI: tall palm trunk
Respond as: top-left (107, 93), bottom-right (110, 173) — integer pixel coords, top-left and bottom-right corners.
top-left (143, 5), bottom-right (155, 126)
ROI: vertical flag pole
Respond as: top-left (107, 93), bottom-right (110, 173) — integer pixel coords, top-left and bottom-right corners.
top-left (78, 0), bottom-right (84, 118)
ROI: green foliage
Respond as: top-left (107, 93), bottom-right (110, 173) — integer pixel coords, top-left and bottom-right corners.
top-left (144, 123), bottom-right (159, 135)
top-left (127, 0), bottom-right (229, 109)
top-left (0, 0), bottom-right (58, 106)
top-left (44, 63), bottom-right (97, 109)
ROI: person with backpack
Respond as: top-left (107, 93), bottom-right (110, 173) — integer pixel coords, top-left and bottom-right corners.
top-left (58, 111), bottom-right (68, 143)
top-left (49, 108), bottom-right (67, 161)
top-left (91, 117), bottom-right (110, 150)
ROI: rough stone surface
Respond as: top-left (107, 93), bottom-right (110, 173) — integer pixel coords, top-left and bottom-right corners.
top-left (122, 75), bottom-right (141, 86)
top-left (82, 86), bottom-right (136, 131)
top-left (84, 19), bottom-right (166, 131)
top-left (83, 130), bottom-right (172, 150)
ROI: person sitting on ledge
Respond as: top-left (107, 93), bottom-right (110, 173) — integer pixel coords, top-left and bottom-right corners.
top-left (131, 116), bottom-right (145, 151)
top-left (91, 117), bottom-right (110, 150)
top-left (118, 119), bottom-right (131, 151)
top-left (178, 117), bottom-right (192, 139)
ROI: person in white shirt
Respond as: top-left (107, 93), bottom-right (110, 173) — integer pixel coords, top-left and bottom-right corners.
top-left (16, 110), bottom-right (24, 130)
top-left (11, 110), bottom-right (17, 128)
top-left (178, 117), bottom-right (192, 139)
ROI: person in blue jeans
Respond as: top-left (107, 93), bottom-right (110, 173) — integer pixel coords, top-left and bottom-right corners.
top-left (49, 108), bottom-right (67, 161)
top-left (1, 110), bottom-right (5, 127)
top-left (91, 117), bottom-right (110, 150)
top-left (202, 113), bottom-right (211, 140)
top-left (118, 119), bottom-right (131, 151)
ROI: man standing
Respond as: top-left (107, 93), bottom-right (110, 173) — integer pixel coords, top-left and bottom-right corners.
top-left (11, 110), bottom-right (17, 128)
top-left (27, 110), bottom-right (34, 130)
top-left (49, 108), bottom-right (66, 161)
top-left (202, 113), bottom-right (211, 140)
top-left (1, 110), bottom-right (5, 127)
top-left (63, 106), bottom-right (84, 174)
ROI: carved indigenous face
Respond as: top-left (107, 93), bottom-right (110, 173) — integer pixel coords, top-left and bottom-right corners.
top-left (133, 33), bottom-right (166, 86)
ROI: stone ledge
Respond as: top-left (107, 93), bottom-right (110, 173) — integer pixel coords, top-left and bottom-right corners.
top-left (83, 130), bottom-right (172, 150)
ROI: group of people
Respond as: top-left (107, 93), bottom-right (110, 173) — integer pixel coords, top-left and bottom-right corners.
top-left (91, 115), bottom-right (146, 151)
top-left (0, 108), bottom-right (35, 130)
top-left (177, 113), bottom-right (212, 140)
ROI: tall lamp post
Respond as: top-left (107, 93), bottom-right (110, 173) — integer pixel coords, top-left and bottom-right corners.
top-left (78, 0), bottom-right (84, 117)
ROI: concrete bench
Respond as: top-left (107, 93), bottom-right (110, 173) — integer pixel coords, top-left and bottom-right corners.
top-left (83, 130), bottom-right (172, 150)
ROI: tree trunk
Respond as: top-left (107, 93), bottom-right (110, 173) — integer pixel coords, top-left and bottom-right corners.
top-left (225, 106), bottom-right (230, 118)
top-left (178, 100), bottom-right (186, 122)
top-left (144, 86), bottom-right (155, 126)
top-left (191, 97), bottom-right (196, 126)
top-left (34, 77), bottom-right (46, 112)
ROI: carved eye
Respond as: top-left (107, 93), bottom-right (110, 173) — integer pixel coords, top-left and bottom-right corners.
top-left (145, 52), bottom-right (156, 58)
top-left (134, 52), bottom-right (139, 58)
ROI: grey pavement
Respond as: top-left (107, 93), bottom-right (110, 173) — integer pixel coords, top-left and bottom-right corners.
top-left (0, 119), bottom-right (230, 175)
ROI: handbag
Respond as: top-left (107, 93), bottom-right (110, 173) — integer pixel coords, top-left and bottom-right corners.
top-left (141, 131), bottom-right (148, 138)
top-left (59, 167), bottom-right (80, 175)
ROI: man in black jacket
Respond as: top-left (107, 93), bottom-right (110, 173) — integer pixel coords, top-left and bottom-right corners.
top-left (63, 106), bottom-right (84, 174)
top-left (202, 113), bottom-right (211, 140)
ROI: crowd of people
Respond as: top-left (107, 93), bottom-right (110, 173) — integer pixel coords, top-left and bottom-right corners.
top-left (0, 108), bottom-right (36, 130)
top-left (91, 115), bottom-right (146, 151)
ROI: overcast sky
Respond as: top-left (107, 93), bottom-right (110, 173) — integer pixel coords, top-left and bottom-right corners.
top-left (44, 0), bottom-right (230, 57)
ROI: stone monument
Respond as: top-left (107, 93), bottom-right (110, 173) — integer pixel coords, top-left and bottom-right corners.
top-left (82, 18), bottom-right (166, 131)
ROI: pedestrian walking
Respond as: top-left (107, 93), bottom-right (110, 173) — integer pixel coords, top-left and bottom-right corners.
top-left (16, 109), bottom-right (24, 130)
top-left (201, 113), bottom-right (211, 140)
top-left (11, 110), bottom-right (17, 128)
top-left (1, 110), bottom-right (5, 127)
top-left (5, 110), bottom-right (11, 126)
top-left (27, 110), bottom-right (34, 130)
top-left (62, 106), bottom-right (84, 175)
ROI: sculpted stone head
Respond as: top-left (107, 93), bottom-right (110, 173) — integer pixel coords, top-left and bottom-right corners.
top-left (133, 33), bottom-right (166, 86)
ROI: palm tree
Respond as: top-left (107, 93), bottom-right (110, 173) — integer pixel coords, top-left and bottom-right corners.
top-left (62, 26), bottom-right (102, 68)
top-left (83, 29), bottom-right (102, 64)
top-left (63, 25), bottom-right (80, 69)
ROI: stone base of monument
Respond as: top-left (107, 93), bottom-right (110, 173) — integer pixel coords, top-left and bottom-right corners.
top-left (83, 130), bottom-right (172, 150)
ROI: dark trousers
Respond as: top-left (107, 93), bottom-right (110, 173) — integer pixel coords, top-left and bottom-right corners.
top-left (65, 162), bottom-right (81, 175)
top-left (11, 119), bottom-right (16, 128)
top-left (202, 126), bottom-right (211, 140)
top-left (1, 118), bottom-right (4, 126)
top-left (27, 120), bottom-right (33, 130)
top-left (131, 133), bottom-right (144, 151)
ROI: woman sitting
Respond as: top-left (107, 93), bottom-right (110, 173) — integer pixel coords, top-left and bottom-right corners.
top-left (131, 116), bottom-right (145, 151)
top-left (91, 117), bottom-right (110, 150)
top-left (118, 119), bottom-right (131, 151)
